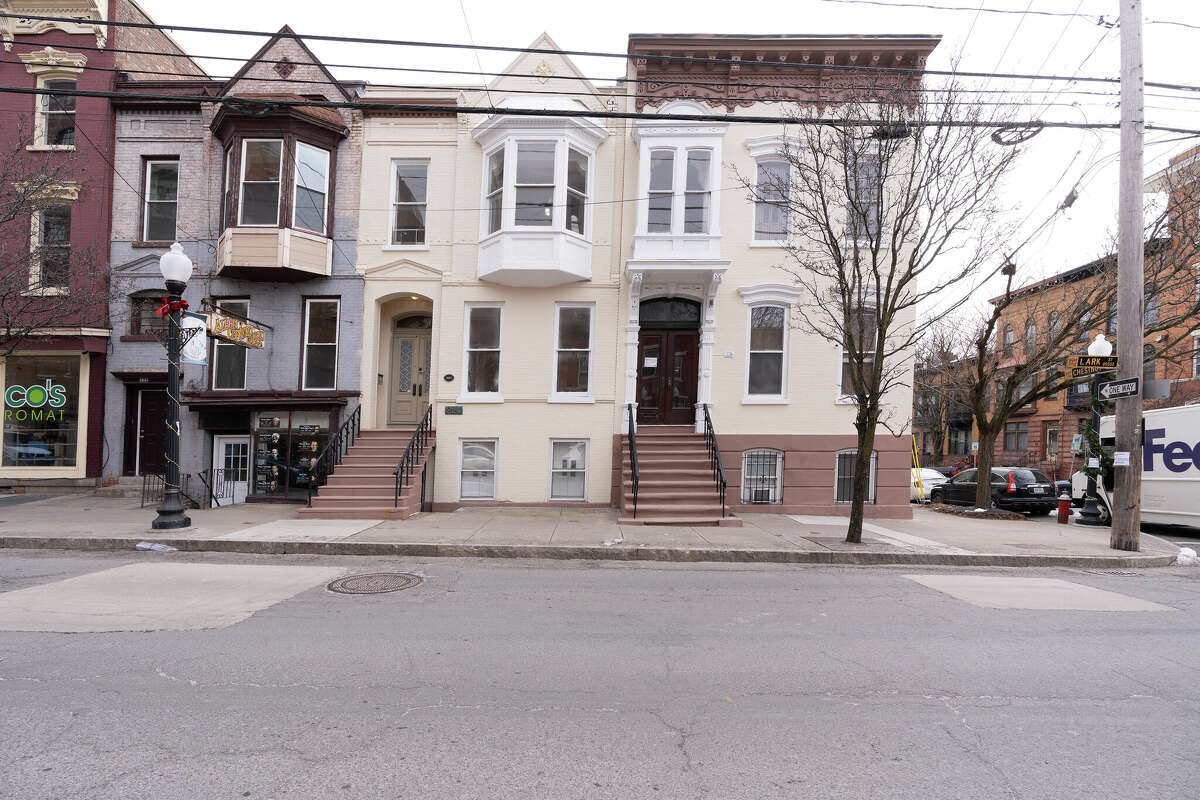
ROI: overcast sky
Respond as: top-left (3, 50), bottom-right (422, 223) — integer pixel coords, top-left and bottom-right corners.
top-left (140, 0), bottom-right (1200, 311)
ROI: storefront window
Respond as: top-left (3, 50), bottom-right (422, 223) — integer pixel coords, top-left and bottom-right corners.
top-left (251, 410), bottom-right (329, 497)
top-left (3, 356), bottom-right (81, 468)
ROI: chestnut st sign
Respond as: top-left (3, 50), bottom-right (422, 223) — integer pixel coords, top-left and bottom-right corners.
top-left (1065, 354), bottom-right (1119, 378)
top-left (207, 310), bottom-right (265, 349)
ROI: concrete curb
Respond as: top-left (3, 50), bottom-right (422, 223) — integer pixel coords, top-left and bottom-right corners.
top-left (0, 535), bottom-right (1180, 568)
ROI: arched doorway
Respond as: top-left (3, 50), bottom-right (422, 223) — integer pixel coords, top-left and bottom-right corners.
top-left (637, 297), bottom-right (701, 425)
top-left (388, 313), bottom-right (432, 425)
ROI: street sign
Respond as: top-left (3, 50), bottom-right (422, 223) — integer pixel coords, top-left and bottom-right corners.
top-left (1065, 354), bottom-right (1119, 376)
top-left (1099, 376), bottom-right (1140, 400)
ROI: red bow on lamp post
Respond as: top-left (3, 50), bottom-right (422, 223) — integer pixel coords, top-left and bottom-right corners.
top-left (155, 297), bottom-right (189, 319)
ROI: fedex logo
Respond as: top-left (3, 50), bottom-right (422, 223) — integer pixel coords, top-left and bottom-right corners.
top-left (1144, 428), bottom-right (1200, 473)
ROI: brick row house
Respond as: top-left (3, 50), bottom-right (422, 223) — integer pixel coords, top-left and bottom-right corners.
top-left (0, 0), bottom-right (200, 491)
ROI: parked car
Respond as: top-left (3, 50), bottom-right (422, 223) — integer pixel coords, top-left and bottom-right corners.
top-left (929, 465), bottom-right (959, 478)
top-left (910, 467), bottom-right (949, 503)
top-left (929, 467), bottom-right (1057, 515)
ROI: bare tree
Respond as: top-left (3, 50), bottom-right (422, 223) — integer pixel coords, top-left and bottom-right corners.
top-left (913, 320), bottom-right (965, 465)
top-left (0, 123), bottom-right (108, 353)
top-left (742, 82), bottom-right (1023, 543)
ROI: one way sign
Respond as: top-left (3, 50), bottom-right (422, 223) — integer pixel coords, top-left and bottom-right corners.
top-left (1099, 377), bottom-right (1140, 400)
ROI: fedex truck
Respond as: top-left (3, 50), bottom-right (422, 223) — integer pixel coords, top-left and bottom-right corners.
top-left (1071, 404), bottom-right (1200, 528)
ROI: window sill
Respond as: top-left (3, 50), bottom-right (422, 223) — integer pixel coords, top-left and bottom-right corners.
top-left (742, 396), bottom-right (790, 405)
top-left (131, 241), bottom-right (174, 249)
top-left (382, 244), bottom-right (430, 251)
top-left (26, 144), bottom-right (75, 152)
top-left (748, 240), bottom-right (790, 249)
top-left (548, 394), bottom-right (595, 404)
top-left (21, 287), bottom-right (68, 297)
top-left (455, 394), bottom-right (504, 404)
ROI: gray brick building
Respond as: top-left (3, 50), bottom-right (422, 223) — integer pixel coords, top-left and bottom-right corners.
top-left (106, 27), bottom-right (363, 504)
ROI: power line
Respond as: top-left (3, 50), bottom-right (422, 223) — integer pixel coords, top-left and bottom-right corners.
top-left (8, 83), bottom-right (1200, 135)
top-left (813, 0), bottom-right (1200, 30)
top-left (6, 11), bottom-right (1200, 92)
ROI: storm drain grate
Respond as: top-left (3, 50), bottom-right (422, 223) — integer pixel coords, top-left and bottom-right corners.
top-left (327, 572), bottom-right (422, 594)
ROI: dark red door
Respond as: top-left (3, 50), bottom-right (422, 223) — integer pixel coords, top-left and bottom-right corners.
top-left (137, 389), bottom-right (168, 475)
top-left (637, 329), bottom-right (699, 425)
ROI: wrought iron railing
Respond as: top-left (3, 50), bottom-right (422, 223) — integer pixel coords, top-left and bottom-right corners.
top-left (306, 405), bottom-right (361, 507)
top-left (626, 403), bottom-right (640, 519)
top-left (394, 404), bottom-right (434, 507)
top-left (140, 472), bottom-right (197, 509)
top-left (198, 467), bottom-right (243, 508)
top-left (701, 404), bottom-right (728, 518)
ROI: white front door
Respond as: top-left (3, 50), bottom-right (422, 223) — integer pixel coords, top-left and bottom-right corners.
top-left (212, 435), bottom-right (251, 505)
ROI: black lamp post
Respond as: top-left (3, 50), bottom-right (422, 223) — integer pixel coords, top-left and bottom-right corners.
top-left (152, 242), bottom-right (193, 530)
top-left (1077, 333), bottom-right (1113, 527)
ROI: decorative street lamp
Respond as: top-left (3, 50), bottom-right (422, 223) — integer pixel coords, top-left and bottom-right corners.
top-left (1077, 333), bottom-right (1113, 527)
top-left (152, 242), bottom-right (194, 530)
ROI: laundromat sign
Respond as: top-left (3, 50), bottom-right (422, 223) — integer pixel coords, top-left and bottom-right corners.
top-left (5, 380), bottom-right (68, 420)
top-left (207, 310), bottom-right (265, 349)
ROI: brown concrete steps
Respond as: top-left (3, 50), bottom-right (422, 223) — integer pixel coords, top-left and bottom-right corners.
top-left (298, 428), bottom-right (434, 521)
top-left (619, 426), bottom-right (738, 526)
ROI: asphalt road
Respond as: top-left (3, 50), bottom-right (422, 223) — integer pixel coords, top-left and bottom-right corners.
top-left (1, 550), bottom-right (1198, 800)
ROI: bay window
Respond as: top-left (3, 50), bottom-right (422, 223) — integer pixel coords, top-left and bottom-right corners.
top-left (515, 141), bottom-right (555, 226)
top-left (566, 148), bottom-right (588, 234)
top-left (239, 139), bottom-right (282, 226)
top-left (553, 305), bottom-right (592, 396)
top-left (484, 139), bottom-right (592, 236)
top-left (465, 305), bottom-right (502, 395)
top-left (485, 149), bottom-right (504, 234)
top-left (302, 299), bottom-right (339, 390)
top-left (293, 142), bottom-right (330, 235)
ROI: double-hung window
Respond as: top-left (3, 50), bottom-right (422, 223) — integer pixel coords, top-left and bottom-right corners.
top-left (846, 143), bottom-right (882, 241)
top-left (835, 449), bottom-right (877, 503)
top-left (840, 300), bottom-right (877, 397)
top-left (460, 440), bottom-right (497, 499)
top-left (514, 141), bottom-right (555, 226)
top-left (302, 299), bottom-right (339, 390)
top-left (643, 147), bottom-right (714, 235)
top-left (549, 440), bottom-right (587, 500)
top-left (647, 149), bottom-right (674, 233)
top-left (683, 150), bottom-right (711, 233)
top-left (1004, 422), bottom-right (1028, 452)
top-left (1024, 320), bottom-right (1037, 353)
top-left (754, 160), bottom-right (789, 241)
top-left (566, 148), bottom-right (588, 235)
top-left (465, 305), bottom-right (502, 395)
top-left (748, 305), bottom-right (786, 396)
top-left (239, 139), bottom-right (282, 226)
top-left (742, 449), bottom-right (783, 504)
top-left (212, 299), bottom-right (249, 390)
top-left (293, 142), bottom-right (330, 234)
top-left (33, 206), bottom-right (71, 289)
top-left (485, 149), bottom-right (504, 234)
top-left (143, 160), bottom-right (179, 242)
top-left (391, 161), bottom-right (428, 245)
top-left (41, 79), bottom-right (76, 146)
top-left (553, 305), bottom-right (592, 397)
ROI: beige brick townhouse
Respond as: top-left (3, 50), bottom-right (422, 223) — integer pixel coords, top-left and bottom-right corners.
top-left (303, 32), bottom-right (939, 524)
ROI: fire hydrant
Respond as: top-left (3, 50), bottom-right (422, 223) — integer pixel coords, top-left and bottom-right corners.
top-left (1057, 493), bottom-right (1072, 525)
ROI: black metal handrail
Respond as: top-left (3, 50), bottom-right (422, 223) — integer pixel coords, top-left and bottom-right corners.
top-left (141, 472), bottom-right (196, 508)
top-left (626, 403), bottom-right (640, 519)
top-left (306, 405), bottom-right (361, 507)
top-left (394, 404), bottom-right (434, 507)
top-left (701, 404), bottom-right (727, 518)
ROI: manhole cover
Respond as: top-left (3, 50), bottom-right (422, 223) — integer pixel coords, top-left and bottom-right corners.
top-left (327, 572), bottom-right (422, 594)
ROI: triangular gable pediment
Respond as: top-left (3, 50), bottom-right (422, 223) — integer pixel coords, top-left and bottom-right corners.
top-left (473, 32), bottom-right (607, 114)
top-left (362, 257), bottom-right (444, 280)
top-left (112, 253), bottom-right (167, 274)
top-left (220, 25), bottom-right (350, 103)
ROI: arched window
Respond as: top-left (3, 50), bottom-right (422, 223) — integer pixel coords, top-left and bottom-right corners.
top-left (1002, 325), bottom-right (1015, 357)
top-left (1048, 311), bottom-right (1061, 341)
top-left (742, 449), bottom-right (783, 503)
top-left (1024, 319), bottom-right (1037, 352)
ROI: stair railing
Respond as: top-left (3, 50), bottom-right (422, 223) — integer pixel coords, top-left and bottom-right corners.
top-left (700, 404), bottom-right (728, 518)
top-left (394, 404), bottom-right (434, 508)
top-left (626, 403), bottom-right (640, 519)
top-left (306, 404), bottom-right (361, 507)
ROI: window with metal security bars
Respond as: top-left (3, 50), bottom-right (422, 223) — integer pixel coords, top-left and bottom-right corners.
top-left (835, 449), bottom-right (877, 503)
top-left (741, 450), bottom-right (783, 504)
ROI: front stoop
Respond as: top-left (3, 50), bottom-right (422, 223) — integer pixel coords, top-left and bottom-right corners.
top-left (619, 426), bottom-right (740, 527)
top-left (298, 428), bottom-right (435, 521)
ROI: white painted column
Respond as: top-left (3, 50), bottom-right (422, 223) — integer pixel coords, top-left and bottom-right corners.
top-left (622, 272), bottom-right (644, 433)
top-left (695, 272), bottom-right (721, 433)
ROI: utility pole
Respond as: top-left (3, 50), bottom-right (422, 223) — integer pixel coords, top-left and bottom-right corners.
top-left (1111, 0), bottom-right (1144, 551)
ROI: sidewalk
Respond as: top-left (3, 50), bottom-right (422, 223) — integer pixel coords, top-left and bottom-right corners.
top-left (0, 494), bottom-right (1180, 567)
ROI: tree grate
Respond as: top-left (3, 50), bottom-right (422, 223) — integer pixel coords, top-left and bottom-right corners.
top-left (327, 572), bottom-right (422, 594)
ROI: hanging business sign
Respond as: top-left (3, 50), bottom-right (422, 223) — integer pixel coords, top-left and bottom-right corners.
top-left (181, 311), bottom-right (208, 365)
top-left (207, 310), bottom-right (265, 349)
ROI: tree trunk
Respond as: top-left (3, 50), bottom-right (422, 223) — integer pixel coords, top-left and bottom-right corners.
top-left (845, 415), bottom-right (879, 544)
top-left (973, 430), bottom-right (998, 509)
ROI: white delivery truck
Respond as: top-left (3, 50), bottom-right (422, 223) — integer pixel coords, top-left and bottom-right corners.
top-left (1071, 404), bottom-right (1200, 528)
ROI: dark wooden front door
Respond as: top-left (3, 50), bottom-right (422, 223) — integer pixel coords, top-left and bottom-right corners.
top-left (136, 389), bottom-right (168, 475)
top-left (637, 329), bottom-right (699, 425)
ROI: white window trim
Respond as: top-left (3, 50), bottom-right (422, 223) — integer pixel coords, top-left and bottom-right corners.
top-left (142, 159), bottom-right (179, 242)
top-left (459, 438), bottom-right (498, 500)
top-left (1192, 332), bottom-right (1200, 379)
top-left (749, 158), bottom-right (792, 246)
top-left (302, 298), bottom-right (340, 391)
top-left (477, 134), bottom-right (596, 242)
top-left (26, 204), bottom-right (73, 296)
top-left (637, 144), bottom-right (720, 236)
top-left (549, 302), bottom-right (594, 402)
top-left (834, 448), bottom-right (877, 504)
top-left (292, 141), bottom-right (330, 236)
top-left (459, 302), bottom-right (503, 403)
top-left (743, 303), bottom-right (789, 404)
top-left (239, 138), bottom-right (283, 227)
top-left (842, 139), bottom-right (885, 248)
top-left (741, 448), bottom-right (784, 504)
top-left (211, 299), bottom-right (250, 391)
top-left (386, 158), bottom-right (430, 250)
top-left (547, 438), bottom-right (589, 501)
top-left (25, 65), bottom-right (84, 151)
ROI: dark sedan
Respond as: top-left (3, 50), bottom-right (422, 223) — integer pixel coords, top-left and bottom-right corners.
top-left (929, 467), bottom-right (1057, 515)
